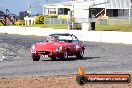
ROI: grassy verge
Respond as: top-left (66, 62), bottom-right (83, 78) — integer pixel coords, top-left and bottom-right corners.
top-left (5, 21), bottom-right (132, 32)
top-left (95, 24), bottom-right (132, 32)
top-left (95, 19), bottom-right (132, 32)
top-left (22, 24), bottom-right (68, 29)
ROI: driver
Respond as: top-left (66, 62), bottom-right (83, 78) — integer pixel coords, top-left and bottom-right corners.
top-left (47, 36), bottom-right (59, 42)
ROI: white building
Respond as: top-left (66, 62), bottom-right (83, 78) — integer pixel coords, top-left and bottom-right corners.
top-left (43, 0), bottom-right (132, 22)
top-left (24, 0), bottom-right (132, 25)
top-left (24, 16), bottom-right (35, 25)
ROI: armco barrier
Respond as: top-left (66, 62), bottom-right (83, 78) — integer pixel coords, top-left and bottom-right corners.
top-left (0, 26), bottom-right (132, 44)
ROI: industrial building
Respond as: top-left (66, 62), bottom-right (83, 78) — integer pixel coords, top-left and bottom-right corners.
top-left (43, 0), bottom-right (132, 21)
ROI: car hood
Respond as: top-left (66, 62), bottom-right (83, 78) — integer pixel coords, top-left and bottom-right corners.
top-left (34, 41), bottom-right (66, 52)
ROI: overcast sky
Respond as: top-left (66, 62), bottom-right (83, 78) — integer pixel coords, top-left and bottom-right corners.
top-left (0, 0), bottom-right (67, 15)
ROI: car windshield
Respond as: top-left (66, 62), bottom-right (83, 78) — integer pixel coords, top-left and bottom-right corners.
top-left (47, 35), bottom-right (59, 42)
top-left (47, 35), bottom-right (72, 42)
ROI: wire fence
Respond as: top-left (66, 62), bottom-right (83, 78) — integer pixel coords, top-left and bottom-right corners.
top-left (74, 18), bottom-right (89, 23)
top-left (44, 18), bottom-right (68, 24)
top-left (43, 17), bottom-right (132, 25)
top-left (75, 17), bottom-right (132, 25)
top-left (96, 18), bottom-right (132, 25)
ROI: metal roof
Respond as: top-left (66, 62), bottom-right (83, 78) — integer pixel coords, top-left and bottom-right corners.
top-left (91, 0), bottom-right (131, 9)
top-left (44, 0), bottom-right (131, 9)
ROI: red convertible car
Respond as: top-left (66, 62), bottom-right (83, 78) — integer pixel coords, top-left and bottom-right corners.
top-left (31, 33), bottom-right (85, 61)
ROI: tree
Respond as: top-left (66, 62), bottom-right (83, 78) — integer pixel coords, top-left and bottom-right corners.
top-left (19, 11), bottom-right (29, 20)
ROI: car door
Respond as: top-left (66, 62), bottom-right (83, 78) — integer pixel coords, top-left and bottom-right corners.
top-left (66, 35), bottom-right (75, 55)
top-left (70, 35), bottom-right (80, 55)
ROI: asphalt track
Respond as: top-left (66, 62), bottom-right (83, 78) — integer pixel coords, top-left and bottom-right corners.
top-left (0, 33), bottom-right (132, 77)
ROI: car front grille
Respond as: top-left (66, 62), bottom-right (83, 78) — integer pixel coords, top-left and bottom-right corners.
top-left (38, 51), bottom-right (51, 55)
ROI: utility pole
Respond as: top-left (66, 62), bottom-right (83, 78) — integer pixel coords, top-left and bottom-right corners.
top-left (28, 6), bottom-right (31, 16)
top-left (0, 3), bottom-right (4, 11)
top-left (30, 0), bottom-right (42, 15)
top-left (46, 0), bottom-right (48, 4)
top-left (68, 11), bottom-right (73, 30)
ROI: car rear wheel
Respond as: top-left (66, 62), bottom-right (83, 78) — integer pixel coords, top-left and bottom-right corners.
top-left (60, 50), bottom-right (68, 60)
top-left (76, 49), bottom-right (84, 59)
top-left (32, 54), bottom-right (40, 61)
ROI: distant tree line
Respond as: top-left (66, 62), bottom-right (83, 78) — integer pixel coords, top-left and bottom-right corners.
top-left (18, 11), bottom-right (29, 20)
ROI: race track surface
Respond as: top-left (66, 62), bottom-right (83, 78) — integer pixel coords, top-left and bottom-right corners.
top-left (0, 34), bottom-right (132, 77)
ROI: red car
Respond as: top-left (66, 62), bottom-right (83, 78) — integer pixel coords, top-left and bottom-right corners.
top-left (31, 33), bottom-right (85, 61)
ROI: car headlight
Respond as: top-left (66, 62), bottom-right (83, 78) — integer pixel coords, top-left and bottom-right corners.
top-left (31, 45), bottom-right (35, 52)
top-left (56, 46), bottom-right (62, 51)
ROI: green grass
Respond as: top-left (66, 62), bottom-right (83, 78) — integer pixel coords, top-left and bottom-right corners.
top-left (22, 24), bottom-right (68, 29)
top-left (95, 24), bottom-right (132, 32)
top-left (4, 18), bottom-right (132, 32)
top-left (94, 19), bottom-right (132, 32)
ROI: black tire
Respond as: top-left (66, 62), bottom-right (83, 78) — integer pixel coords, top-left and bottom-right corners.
top-left (76, 75), bottom-right (87, 85)
top-left (32, 54), bottom-right (40, 61)
top-left (60, 50), bottom-right (68, 60)
top-left (76, 48), bottom-right (84, 59)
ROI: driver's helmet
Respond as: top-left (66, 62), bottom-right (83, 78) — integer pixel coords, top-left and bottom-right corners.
top-left (48, 35), bottom-right (59, 42)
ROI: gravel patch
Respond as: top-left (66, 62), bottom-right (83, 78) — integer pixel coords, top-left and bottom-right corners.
top-left (0, 73), bottom-right (131, 88)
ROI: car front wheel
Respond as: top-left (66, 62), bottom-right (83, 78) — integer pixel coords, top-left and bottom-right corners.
top-left (60, 50), bottom-right (68, 60)
top-left (32, 54), bottom-right (40, 61)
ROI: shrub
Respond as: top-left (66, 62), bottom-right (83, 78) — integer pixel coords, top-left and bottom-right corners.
top-left (0, 22), bottom-right (4, 26)
top-left (46, 15), bottom-right (58, 18)
top-left (35, 15), bottom-right (58, 24)
top-left (15, 20), bottom-right (25, 25)
top-left (35, 15), bottom-right (45, 24)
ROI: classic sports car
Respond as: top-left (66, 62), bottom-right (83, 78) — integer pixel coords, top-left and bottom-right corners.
top-left (31, 33), bottom-right (85, 61)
